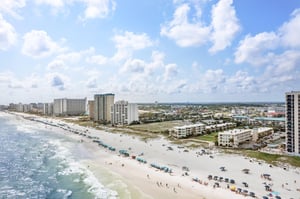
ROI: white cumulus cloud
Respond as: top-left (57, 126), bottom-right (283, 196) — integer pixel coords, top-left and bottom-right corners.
top-left (47, 73), bottom-right (69, 90)
top-left (0, 0), bottom-right (26, 19)
top-left (0, 14), bottom-right (17, 51)
top-left (86, 54), bottom-right (108, 65)
top-left (235, 8), bottom-right (300, 68)
top-left (35, 0), bottom-right (66, 8)
top-left (47, 59), bottom-right (67, 70)
top-left (112, 31), bottom-right (153, 61)
top-left (160, 4), bottom-right (210, 47)
top-left (80, 0), bottom-right (116, 20)
top-left (279, 9), bottom-right (300, 48)
top-left (34, 0), bottom-right (116, 20)
top-left (161, 0), bottom-right (240, 52)
top-left (209, 0), bottom-right (240, 53)
top-left (22, 30), bottom-right (61, 58)
top-left (86, 76), bottom-right (98, 88)
top-left (194, 69), bottom-right (225, 93)
top-left (121, 59), bottom-right (146, 74)
top-left (272, 50), bottom-right (300, 75)
top-left (113, 31), bottom-right (153, 50)
top-left (234, 32), bottom-right (279, 66)
top-left (163, 64), bottom-right (178, 81)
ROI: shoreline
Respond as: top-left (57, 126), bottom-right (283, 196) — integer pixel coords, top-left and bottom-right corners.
top-left (4, 111), bottom-right (300, 199)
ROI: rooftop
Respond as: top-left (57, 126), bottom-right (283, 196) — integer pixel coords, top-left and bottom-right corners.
top-left (219, 129), bottom-right (251, 135)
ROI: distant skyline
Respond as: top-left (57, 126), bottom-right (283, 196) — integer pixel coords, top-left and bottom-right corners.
top-left (1, 0), bottom-right (300, 105)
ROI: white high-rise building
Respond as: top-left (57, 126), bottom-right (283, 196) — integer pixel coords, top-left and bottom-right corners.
top-left (43, 103), bottom-right (53, 115)
top-left (53, 98), bottom-right (86, 116)
top-left (94, 93), bottom-right (115, 123)
top-left (286, 91), bottom-right (300, 155)
top-left (111, 100), bottom-right (138, 125)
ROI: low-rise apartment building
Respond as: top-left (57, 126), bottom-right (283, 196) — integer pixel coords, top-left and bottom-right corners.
top-left (218, 129), bottom-right (252, 148)
top-left (252, 127), bottom-right (274, 142)
top-left (170, 123), bottom-right (206, 138)
top-left (205, 122), bottom-right (236, 133)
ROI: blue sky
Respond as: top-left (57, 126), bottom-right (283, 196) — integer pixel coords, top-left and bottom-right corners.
top-left (1, 0), bottom-right (300, 104)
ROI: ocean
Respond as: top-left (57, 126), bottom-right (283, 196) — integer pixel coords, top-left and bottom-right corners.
top-left (0, 112), bottom-right (119, 199)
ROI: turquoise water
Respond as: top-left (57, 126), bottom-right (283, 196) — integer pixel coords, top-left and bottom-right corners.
top-left (0, 113), bottom-right (118, 199)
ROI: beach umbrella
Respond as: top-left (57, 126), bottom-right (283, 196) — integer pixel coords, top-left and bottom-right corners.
top-left (193, 177), bottom-right (198, 182)
top-left (272, 191), bottom-right (280, 196)
top-left (249, 192), bottom-right (255, 197)
top-left (230, 185), bottom-right (236, 191)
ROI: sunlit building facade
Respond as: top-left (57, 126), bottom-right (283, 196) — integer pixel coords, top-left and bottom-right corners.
top-left (218, 129), bottom-right (252, 148)
top-left (53, 98), bottom-right (86, 116)
top-left (111, 100), bottom-right (139, 125)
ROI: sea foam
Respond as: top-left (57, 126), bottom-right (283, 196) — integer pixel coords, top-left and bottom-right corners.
top-left (49, 138), bottom-right (119, 199)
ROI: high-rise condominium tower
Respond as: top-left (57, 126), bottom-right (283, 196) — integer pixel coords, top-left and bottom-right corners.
top-left (53, 98), bottom-right (86, 116)
top-left (111, 100), bottom-right (139, 125)
top-left (94, 93), bottom-right (115, 123)
top-left (286, 91), bottom-right (300, 155)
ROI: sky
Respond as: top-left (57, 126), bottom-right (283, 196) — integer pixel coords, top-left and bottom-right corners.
top-left (0, 0), bottom-right (300, 104)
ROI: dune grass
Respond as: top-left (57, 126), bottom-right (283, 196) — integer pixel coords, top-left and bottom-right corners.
top-left (238, 150), bottom-right (300, 167)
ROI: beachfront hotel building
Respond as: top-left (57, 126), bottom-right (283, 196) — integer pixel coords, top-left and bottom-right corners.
top-left (252, 127), bottom-right (274, 142)
top-left (111, 100), bottom-right (139, 125)
top-left (88, 100), bottom-right (95, 120)
top-left (218, 129), bottom-right (252, 148)
top-left (170, 123), bottom-right (206, 138)
top-left (43, 103), bottom-right (53, 116)
top-left (205, 123), bottom-right (237, 133)
top-left (94, 93), bottom-right (114, 123)
top-left (53, 98), bottom-right (86, 116)
top-left (286, 91), bottom-right (300, 155)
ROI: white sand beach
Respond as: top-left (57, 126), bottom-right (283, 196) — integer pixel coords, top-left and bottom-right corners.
top-left (9, 112), bottom-right (300, 199)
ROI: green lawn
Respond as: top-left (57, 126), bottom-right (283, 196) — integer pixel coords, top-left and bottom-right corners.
top-left (196, 132), bottom-right (218, 142)
top-left (128, 120), bottom-right (187, 134)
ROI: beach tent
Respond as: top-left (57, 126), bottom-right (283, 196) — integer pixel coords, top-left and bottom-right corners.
top-left (249, 192), bottom-right (255, 197)
top-left (220, 166), bottom-right (226, 171)
top-left (230, 185), bottom-right (236, 191)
